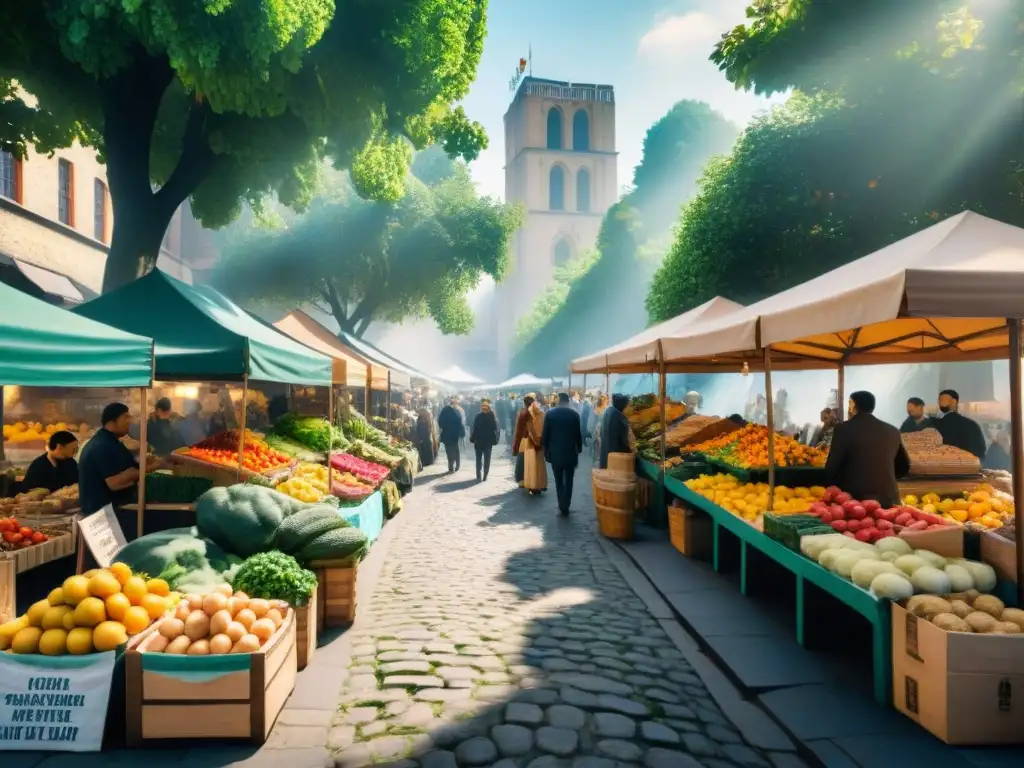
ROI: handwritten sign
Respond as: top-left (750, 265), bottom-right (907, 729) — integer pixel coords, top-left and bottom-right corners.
top-left (0, 651), bottom-right (116, 751)
top-left (75, 505), bottom-right (127, 569)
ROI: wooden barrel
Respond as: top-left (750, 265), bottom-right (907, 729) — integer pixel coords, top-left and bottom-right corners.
top-left (607, 452), bottom-right (636, 476)
top-left (596, 503), bottom-right (635, 540)
top-left (592, 469), bottom-right (636, 511)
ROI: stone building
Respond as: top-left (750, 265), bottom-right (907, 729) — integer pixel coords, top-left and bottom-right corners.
top-left (494, 76), bottom-right (618, 376)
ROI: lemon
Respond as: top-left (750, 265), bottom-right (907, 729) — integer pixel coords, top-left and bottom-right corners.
top-left (38, 628), bottom-right (69, 656)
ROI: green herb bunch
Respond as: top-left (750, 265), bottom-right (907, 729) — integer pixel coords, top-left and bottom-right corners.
top-left (231, 551), bottom-right (318, 607)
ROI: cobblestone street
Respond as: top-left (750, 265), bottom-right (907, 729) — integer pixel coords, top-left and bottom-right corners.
top-left (316, 449), bottom-right (798, 768)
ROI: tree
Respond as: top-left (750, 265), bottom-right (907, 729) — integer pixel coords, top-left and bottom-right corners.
top-left (510, 101), bottom-right (738, 374)
top-left (648, 1), bottom-right (1024, 322)
top-left (212, 166), bottom-right (522, 337)
top-left (0, 1), bottom-right (489, 291)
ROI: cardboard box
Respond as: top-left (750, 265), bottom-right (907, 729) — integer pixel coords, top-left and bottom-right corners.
top-left (668, 501), bottom-right (712, 559)
top-left (891, 601), bottom-right (1024, 744)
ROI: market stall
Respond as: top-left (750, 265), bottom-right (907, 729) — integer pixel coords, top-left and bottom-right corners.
top-left (582, 211), bottom-right (1024, 724)
top-left (72, 271), bottom-right (334, 536)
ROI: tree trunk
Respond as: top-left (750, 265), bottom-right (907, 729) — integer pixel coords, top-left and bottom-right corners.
top-left (103, 194), bottom-right (174, 292)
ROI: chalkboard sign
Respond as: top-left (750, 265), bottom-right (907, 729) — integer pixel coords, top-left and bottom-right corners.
top-left (75, 505), bottom-right (127, 569)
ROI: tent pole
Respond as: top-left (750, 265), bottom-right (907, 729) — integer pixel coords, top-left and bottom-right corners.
top-left (364, 365), bottom-right (372, 419)
top-left (386, 371), bottom-right (392, 434)
top-left (137, 387), bottom-right (149, 537)
top-left (837, 365), bottom-right (846, 422)
top-left (764, 347), bottom-right (775, 512)
top-left (657, 341), bottom-right (667, 470)
top-left (237, 375), bottom-right (248, 481)
top-left (583, 374), bottom-right (587, 395)
top-left (1007, 319), bottom-right (1024, 602)
top-left (327, 385), bottom-right (334, 493)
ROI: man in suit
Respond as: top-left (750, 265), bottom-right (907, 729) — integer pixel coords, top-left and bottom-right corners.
top-left (825, 390), bottom-right (910, 507)
top-left (542, 392), bottom-right (583, 516)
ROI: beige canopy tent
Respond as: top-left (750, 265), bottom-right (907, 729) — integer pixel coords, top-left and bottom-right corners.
top-left (274, 310), bottom-right (391, 390)
top-left (570, 296), bottom-right (744, 374)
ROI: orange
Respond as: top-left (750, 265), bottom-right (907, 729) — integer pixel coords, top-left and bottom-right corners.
top-left (73, 597), bottom-right (107, 628)
top-left (88, 571), bottom-right (122, 599)
top-left (41, 606), bottom-right (73, 631)
top-left (26, 599), bottom-right (51, 628)
top-left (66, 627), bottom-right (94, 655)
top-left (47, 587), bottom-right (65, 606)
top-left (62, 611), bottom-right (77, 631)
top-left (92, 621), bottom-right (128, 651)
top-left (140, 593), bottom-right (167, 620)
top-left (122, 605), bottom-right (151, 636)
top-left (109, 562), bottom-right (133, 586)
top-left (104, 593), bottom-right (132, 622)
top-left (62, 575), bottom-right (90, 606)
top-left (145, 578), bottom-right (170, 597)
top-left (122, 576), bottom-right (148, 605)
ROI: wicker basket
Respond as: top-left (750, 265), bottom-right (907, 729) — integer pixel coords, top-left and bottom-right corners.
top-left (592, 470), bottom-right (636, 510)
top-left (606, 452), bottom-right (635, 477)
top-left (596, 503), bottom-right (635, 540)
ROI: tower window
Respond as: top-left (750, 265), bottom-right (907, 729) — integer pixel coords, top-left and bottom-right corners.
top-left (573, 110), bottom-right (590, 151)
top-left (58, 158), bottom-right (74, 226)
top-left (546, 108), bottom-right (563, 150)
top-left (549, 165), bottom-right (565, 211)
top-left (94, 178), bottom-right (108, 242)
top-left (554, 239), bottom-right (572, 267)
top-left (0, 151), bottom-right (21, 203)
top-left (576, 168), bottom-right (591, 212)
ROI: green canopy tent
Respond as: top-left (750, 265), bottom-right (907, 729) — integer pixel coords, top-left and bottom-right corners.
top-left (73, 271), bottom-right (332, 534)
top-left (0, 280), bottom-right (153, 388)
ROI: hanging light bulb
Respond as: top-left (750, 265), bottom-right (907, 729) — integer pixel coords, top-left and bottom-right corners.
top-left (741, 362), bottom-right (750, 377)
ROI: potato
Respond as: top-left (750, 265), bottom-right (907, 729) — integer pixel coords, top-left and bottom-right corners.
top-left (187, 639), bottom-right (211, 655)
top-left (1000, 608), bottom-right (1024, 632)
top-left (174, 601), bottom-right (191, 621)
top-left (202, 592), bottom-right (228, 616)
top-left (225, 621), bottom-right (246, 643)
top-left (209, 609), bottom-right (232, 637)
top-left (213, 584), bottom-right (233, 597)
top-left (165, 635), bottom-right (192, 654)
top-left (184, 610), bottom-right (211, 642)
top-left (159, 618), bottom-right (185, 640)
top-left (209, 634), bottom-right (232, 655)
top-left (989, 621), bottom-right (1022, 635)
top-left (250, 618), bottom-right (275, 643)
top-left (147, 635), bottom-right (169, 652)
top-left (235, 608), bottom-right (256, 631)
top-left (265, 608), bottom-right (283, 629)
top-left (185, 594), bottom-right (203, 611)
top-left (248, 598), bottom-right (269, 618)
top-left (973, 594), bottom-right (1006, 619)
top-left (966, 611), bottom-right (998, 633)
top-left (931, 613), bottom-right (971, 633)
top-left (906, 595), bottom-right (952, 619)
top-left (949, 599), bottom-right (973, 619)
top-left (963, 589), bottom-right (982, 605)
top-left (231, 634), bottom-right (261, 654)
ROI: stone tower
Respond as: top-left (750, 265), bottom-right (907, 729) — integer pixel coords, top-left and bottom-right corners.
top-left (495, 76), bottom-right (617, 377)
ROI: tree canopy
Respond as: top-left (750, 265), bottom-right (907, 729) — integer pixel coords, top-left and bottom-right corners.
top-left (213, 164), bottom-right (522, 338)
top-left (648, 0), bottom-right (1024, 322)
top-left (510, 100), bottom-right (738, 375)
top-left (0, 0), bottom-right (489, 290)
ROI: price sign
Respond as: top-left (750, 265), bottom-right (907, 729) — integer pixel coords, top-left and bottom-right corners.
top-left (75, 505), bottom-right (127, 569)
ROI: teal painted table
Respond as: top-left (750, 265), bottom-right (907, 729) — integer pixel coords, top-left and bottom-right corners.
top-left (340, 491), bottom-right (384, 543)
top-left (637, 458), bottom-right (667, 527)
top-left (664, 476), bottom-right (892, 705)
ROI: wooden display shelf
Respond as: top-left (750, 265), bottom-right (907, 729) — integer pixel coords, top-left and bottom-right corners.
top-left (121, 503), bottom-right (196, 512)
top-left (295, 586), bottom-right (317, 670)
top-left (311, 558), bottom-right (358, 627)
top-left (1, 530), bottom-right (76, 574)
top-left (125, 609), bottom-right (298, 745)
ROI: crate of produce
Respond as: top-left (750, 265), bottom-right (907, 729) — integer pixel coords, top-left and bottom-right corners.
top-left (1, 529), bottom-right (76, 573)
top-left (980, 528), bottom-right (1016, 584)
top-left (294, 586), bottom-right (317, 670)
top-left (762, 513), bottom-right (833, 551)
top-left (666, 461), bottom-right (710, 482)
top-left (668, 501), bottom-right (712, 558)
top-left (125, 608), bottom-right (298, 745)
top-left (311, 558), bottom-right (358, 627)
top-left (666, 416), bottom-right (741, 451)
top-left (143, 472), bottom-right (214, 504)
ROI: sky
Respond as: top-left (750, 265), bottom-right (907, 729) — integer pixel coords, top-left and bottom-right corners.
top-left (460, 0), bottom-right (786, 200)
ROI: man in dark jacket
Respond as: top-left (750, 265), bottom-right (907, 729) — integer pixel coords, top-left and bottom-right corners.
top-left (899, 397), bottom-right (935, 433)
top-left (542, 393), bottom-right (583, 515)
top-left (437, 398), bottom-right (465, 473)
top-left (825, 390), bottom-right (910, 507)
top-left (470, 399), bottom-right (501, 482)
top-left (934, 389), bottom-right (987, 459)
top-left (600, 394), bottom-right (632, 469)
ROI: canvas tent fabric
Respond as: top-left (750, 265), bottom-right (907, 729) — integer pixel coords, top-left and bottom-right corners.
top-left (335, 330), bottom-right (414, 390)
top-left (274, 311), bottom-right (379, 389)
top-left (436, 365), bottom-right (484, 386)
top-left (653, 211), bottom-right (1024, 371)
top-left (497, 373), bottom-right (554, 389)
top-left (570, 296), bottom-right (744, 373)
top-left (0, 280), bottom-right (154, 387)
top-left (73, 271), bottom-right (332, 385)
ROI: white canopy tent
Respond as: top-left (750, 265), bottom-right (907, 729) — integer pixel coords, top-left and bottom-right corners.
top-left (435, 365), bottom-right (484, 386)
top-left (497, 373), bottom-right (555, 390)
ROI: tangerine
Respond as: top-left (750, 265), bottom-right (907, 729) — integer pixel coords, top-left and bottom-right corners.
top-left (140, 594), bottom-right (167, 620)
top-left (122, 576), bottom-right (148, 606)
top-left (145, 578), bottom-right (170, 597)
top-left (88, 571), bottom-right (122, 599)
top-left (62, 575), bottom-right (91, 606)
top-left (104, 593), bottom-right (132, 622)
top-left (122, 606), bottom-right (151, 635)
top-left (92, 621), bottom-right (128, 651)
top-left (66, 627), bottom-right (94, 655)
top-left (108, 562), bottom-right (133, 586)
top-left (73, 597), bottom-right (107, 628)
top-left (47, 587), bottom-right (65, 606)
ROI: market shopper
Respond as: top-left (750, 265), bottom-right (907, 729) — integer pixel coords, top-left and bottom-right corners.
top-left (934, 389), bottom-right (987, 459)
top-left (900, 397), bottom-right (935, 433)
top-left (19, 430), bottom-right (79, 493)
top-left (542, 393), bottom-right (583, 515)
top-left (415, 408), bottom-right (437, 467)
top-left (824, 391), bottom-right (910, 507)
top-left (810, 408), bottom-right (839, 449)
top-left (470, 399), bottom-right (501, 482)
top-left (600, 394), bottom-right (632, 469)
top-left (438, 398), bottom-right (465, 473)
top-left (78, 403), bottom-right (142, 515)
top-left (512, 395), bottom-right (535, 485)
top-left (522, 399), bottom-right (547, 495)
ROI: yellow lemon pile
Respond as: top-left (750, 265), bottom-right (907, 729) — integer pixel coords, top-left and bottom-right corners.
top-left (276, 462), bottom-right (330, 503)
top-left (685, 473), bottom-right (826, 521)
top-left (903, 485), bottom-right (1010, 529)
top-left (0, 562), bottom-right (173, 656)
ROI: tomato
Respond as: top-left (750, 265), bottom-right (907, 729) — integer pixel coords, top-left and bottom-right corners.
top-left (31, 531), bottom-right (46, 543)
top-left (19, 527), bottom-right (33, 538)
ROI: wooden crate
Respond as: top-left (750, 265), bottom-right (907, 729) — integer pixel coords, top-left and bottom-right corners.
top-left (1, 530), bottom-right (76, 574)
top-left (295, 586), bottom-right (317, 670)
top-left (668, 502), bottom-right (712, 559)
top-left (980, 530), bottom-right (1017, 584)
top-left (167, 451), bottom-right (294, 487)
top-left (125, 609), bottom-right (298, 745)
top-left (312, 559), bottom-right (358, 627)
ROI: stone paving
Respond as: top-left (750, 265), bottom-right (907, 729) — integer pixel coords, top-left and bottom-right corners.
top-left (321, 452), bottom-right (801, 768)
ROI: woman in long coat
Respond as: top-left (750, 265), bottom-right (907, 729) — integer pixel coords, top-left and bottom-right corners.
top-left (512, 395), bottom-right (535, 487)
top-left (415, 408), bottom-right (437, 467)
top-left (522, 400), bottom-right (547, 494)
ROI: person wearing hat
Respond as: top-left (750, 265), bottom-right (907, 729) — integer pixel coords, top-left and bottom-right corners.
top-left (78, 403), bottom-right (143, 515)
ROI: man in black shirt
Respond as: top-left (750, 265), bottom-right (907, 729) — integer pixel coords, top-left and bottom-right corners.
top-left (147, 397), bottom-right (184, 457)
top-left (20, 431), bottom-right (79, 493)
top-left (78, 403), bottom-right (141, 515)
top-left (934, 389), bottom-right (987, 460)
top-left (899, 397), bottom-right (935, 433)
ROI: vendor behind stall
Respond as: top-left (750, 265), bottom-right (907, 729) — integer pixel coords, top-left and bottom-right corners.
top-left (899, 397), bottom-right (935, 433)
top-left (19, 430), bottom-right (79, 493)
top-left (825, 391), bottom-right (910, 507)
top-left (147, 397), bottom-right (185, 456)
top-left (78, 403), bottom-right (141, 515)
top-left (933, 389), bottom-right (987, 460)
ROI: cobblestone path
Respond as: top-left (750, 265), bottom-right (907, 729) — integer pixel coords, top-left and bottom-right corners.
top-left (328, 452), bottom-right (781, 768)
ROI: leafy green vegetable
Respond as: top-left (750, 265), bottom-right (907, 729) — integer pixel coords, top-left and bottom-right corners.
top-left (231, 551), bottom-right (319, 607)
top-left (272, 413), bottom-right (333, 452)
top-left (265, 433), bottom-right (325, 462)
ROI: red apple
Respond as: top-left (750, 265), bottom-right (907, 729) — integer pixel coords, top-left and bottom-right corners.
top-left (846, 519), bottom-right (861, 532)
top-left (836, 492), bottom-right (853, 505)
top-left (863, 499), bottom-right (881, 514)
top-left (825, 486), bottom-right (842, 502)
top-left (809, 502), bottom-right (828, 517)
top-left (831, 520), bottom-right (848, 532)
top-left (829, 504), bottom-right (846, 521)
top-left (849, 505), bottom-right (867, 520)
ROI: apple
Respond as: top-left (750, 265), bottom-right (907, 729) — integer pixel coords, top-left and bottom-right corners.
top-left (863, 499), bottom-right (881, 514)
top-left (820, 511), bottom-right (833, 524)
top-left (829, 504), bottom-right (846, 521)
top-left (849, 505), bottom-right (867, 520)
top-left (876, 519), bottom-right (893, 530)
top-left (809, 502), bottom-right (829, 517)
top-left (835, 492), bottom-right (853, 505)
top-left (831, 520), bottom-right (848, 532)
top-left (825, 486), bottom-right (842, 502)
top-left (846, 519), bottom-right (861, 532)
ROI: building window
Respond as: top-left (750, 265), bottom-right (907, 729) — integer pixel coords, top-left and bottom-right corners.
top-left (573, 110), bottom-right (590, 151)
top-left (93, 178), bottom-right (108, 241)
top-left (553, 238), bottom-right (572, 267)
top-left (549, 165), bottom-right (565, 210)
top-left (576, 168), bottom-right (591, 212)
top-left (58, 158), bottom-right (74, 226)
top-left (546, 107), bottom-right (563, 150)
top-left (0, 151), bottom-right (20, 203)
